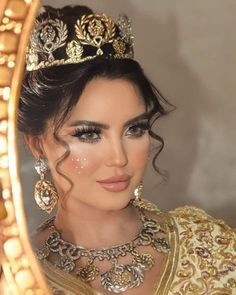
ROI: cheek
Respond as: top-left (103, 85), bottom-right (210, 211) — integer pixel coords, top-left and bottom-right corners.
top-left (49, 144), bottom-right (101, 195)
top-left (128, 137), bottom-right (150, 169)
top-left (60, 144), bottom-right (100, 176)
top-left (71, 156), bottom-right (89, 171)
top-left (44, 139), bottom-right (100, 183)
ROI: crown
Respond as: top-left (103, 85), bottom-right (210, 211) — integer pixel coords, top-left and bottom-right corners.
top-left (26, 12), bottom-right (134, 71)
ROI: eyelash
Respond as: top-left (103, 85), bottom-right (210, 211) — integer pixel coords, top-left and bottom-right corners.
top-left (72, 126), bottom-right (101, 143)
top-left (72, 122), bottom-right (150, 143)
top-left (126, 122), bottom-right (150, 138)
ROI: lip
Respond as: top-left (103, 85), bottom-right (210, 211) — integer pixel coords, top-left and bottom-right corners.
top-left (98, 174), bottom-right (130, 183)
top-left (97, 174), bottom-right (131, 192)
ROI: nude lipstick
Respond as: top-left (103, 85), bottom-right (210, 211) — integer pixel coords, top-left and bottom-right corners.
top-left (97, 175), bottom-right (130, 192)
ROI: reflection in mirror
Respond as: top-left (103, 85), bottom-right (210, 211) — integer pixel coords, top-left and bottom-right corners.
top-left (15, 1), bottom-right (236, 295)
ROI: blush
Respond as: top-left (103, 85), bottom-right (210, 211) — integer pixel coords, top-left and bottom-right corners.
top-left (71, 157), bottom-right (89, 171)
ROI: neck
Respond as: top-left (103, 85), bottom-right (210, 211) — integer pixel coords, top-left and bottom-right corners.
top-left (54, 200), bottom-right (140, 248)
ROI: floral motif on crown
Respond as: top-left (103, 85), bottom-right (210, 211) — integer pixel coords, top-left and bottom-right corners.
top-left (26, 13), bottom-right (134, 71)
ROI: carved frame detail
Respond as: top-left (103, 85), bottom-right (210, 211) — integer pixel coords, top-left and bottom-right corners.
top-left (0, 0), bottom-right (52, 294)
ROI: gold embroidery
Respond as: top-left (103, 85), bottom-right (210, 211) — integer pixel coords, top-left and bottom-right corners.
top-left (169, 206), bottom-right (236, 294)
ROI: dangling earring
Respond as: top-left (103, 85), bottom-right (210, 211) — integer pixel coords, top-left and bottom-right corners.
top-left (134, 181), bottom-right (144, 202)
top-left (34, 158), bottom-right (58, 214)
top-left (132, 181), bottom-right (160, 212)
top-left (132, 181), bottom-right (144, 208)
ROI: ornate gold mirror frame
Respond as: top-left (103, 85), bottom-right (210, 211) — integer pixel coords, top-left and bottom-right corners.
top-left (0, 0), bottom-right (52, 294)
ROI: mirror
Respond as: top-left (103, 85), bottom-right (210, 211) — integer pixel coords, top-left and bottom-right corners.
top-left (0, 0), bottom-right (51, 294)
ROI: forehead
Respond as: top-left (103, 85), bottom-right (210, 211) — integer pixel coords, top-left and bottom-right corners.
top-left (67, 78), bottom-right (145, 122)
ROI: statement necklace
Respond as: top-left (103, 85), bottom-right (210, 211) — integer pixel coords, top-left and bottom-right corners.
top-left (36, 210), bottom-right (170, 294)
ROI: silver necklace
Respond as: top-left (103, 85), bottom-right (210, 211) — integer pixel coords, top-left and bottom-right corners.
top-left (36, 210), bottom-right (170, 294)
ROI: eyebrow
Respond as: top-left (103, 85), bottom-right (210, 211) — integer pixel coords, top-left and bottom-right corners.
top-left (68, 112), bottom-right (150, 129)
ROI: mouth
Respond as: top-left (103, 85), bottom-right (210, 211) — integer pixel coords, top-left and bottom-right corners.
top-left (97, 175), bottom-right (131, 192)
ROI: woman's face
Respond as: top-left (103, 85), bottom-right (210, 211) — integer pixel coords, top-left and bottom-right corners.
top-left (36, 78), bottom-right (150, 211)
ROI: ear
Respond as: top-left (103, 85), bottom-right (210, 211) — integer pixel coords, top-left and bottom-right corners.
top-left (23, 134), bottom-right (45, 159)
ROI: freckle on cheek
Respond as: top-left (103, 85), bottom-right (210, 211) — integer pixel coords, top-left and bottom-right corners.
top-left (71, 157), bottom-right (89, 170)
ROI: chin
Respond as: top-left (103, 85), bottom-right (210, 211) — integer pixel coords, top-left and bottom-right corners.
top-left (95, 193), bottom-right (133, 212)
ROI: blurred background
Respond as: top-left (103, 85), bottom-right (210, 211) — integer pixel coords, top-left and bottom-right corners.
top-left (18, 0), bottom-right (236, 230)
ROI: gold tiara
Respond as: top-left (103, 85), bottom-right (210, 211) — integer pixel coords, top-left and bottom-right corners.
top-left (26, 13), bottom-right (134, 71)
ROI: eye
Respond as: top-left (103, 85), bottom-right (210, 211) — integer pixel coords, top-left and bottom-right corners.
top-left (72, 127), bottom-right (101, 143)
top-left (126, 122), bottom-right (150, 138)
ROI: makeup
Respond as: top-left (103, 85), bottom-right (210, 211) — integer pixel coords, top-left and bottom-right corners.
top-left (71, 157), bottom-right (89, 170)
top-left (40, 78), bottom-right (150, 211)
top-left (97, 175), bottom-right (131, 192)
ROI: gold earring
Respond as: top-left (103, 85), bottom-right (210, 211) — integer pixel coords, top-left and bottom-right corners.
top-left (132, 181), bottom-right (160, 212)
top-left (132, 181), bottom-right (144, 208)
top-left (134, 181), bottom-right (144, 201)
top-left (34, 158), bottom-right (58, 214)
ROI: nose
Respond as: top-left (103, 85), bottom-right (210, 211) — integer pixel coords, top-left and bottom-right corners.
top-left (105, 138), bottom-right (128, 168)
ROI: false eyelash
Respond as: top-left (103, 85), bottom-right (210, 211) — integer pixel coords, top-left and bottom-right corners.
top-left (72, 126), bottom-right (101, 137)
top-left (125, 121), bottom-right (151, 139)
top-left (71, 121), bottom-right (150, 143)
top-left (71, 126), bottom-right (102, 143)
top-left (129, 121), bottom-right (150, 130)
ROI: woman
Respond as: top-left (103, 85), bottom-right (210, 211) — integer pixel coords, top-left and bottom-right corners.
top-left (18, 5), bottom-right (236, 295)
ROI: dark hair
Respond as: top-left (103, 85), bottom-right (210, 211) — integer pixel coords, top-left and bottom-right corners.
top-left (18, 5), bottom-right (173, 201)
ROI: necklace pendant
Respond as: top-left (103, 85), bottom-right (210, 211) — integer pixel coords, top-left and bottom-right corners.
top-left (133, 253), bottom-right (154, 271)
top-left (152, 237), bottom-right (170, 253)
top-left (55, 255), bottom-right (75, 272)
top-left (101, 261), bottom-right (144, 293)
top-left (36, 245), bottom-right (50, 260)
top-left (76, 262), bottom-right (100, 282)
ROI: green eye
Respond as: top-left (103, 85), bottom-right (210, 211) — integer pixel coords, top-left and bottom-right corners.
top-left (126, 122), bottom-right (150, 137)
top-left (72, 127), bottom-right (101, 143)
